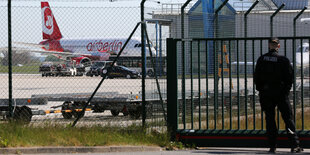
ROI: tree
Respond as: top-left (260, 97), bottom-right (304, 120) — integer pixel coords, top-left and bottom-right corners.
top-left (1, 48), bottom-right (35, 66)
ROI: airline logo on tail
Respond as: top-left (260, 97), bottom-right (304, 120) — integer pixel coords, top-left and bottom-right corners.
top-left (41, 2), bottom-right (62, 40)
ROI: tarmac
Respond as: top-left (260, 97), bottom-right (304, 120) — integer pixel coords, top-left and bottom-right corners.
top-left (0, 146), bottom-right (309, 155)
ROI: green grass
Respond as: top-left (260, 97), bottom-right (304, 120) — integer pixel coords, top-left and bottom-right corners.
top-left (0, 65), bottom-right (40, 74)
top-left (0, 123), bottom-right (171, 148)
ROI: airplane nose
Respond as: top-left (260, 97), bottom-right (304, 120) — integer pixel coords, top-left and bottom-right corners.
top-left (295, 53), bottom-right (303, 66)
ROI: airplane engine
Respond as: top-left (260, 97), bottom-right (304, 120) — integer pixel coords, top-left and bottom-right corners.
top-left (72, 57), bottom-right (91, 67)
top-left (80, 57), bottom-right (92, 67)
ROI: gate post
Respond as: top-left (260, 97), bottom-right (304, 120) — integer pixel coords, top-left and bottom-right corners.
top-left (167, 38), bottom-right (178, 141)
top-left (8, 0), bottom-right (13, 118)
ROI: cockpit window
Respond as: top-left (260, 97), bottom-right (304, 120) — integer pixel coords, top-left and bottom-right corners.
top-left (297, 47), bottom-right (309, 53)
top-left (305, 47), bottom-right (309, 53)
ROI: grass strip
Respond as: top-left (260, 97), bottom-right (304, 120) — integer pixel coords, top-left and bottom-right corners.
top-left (0, 123), bottom-right (171, 148)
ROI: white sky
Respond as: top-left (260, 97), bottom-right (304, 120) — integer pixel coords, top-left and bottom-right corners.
top-left (0, 0), bottom-right (245, 48)
top-left (0, 0), bottom-right (187, 48)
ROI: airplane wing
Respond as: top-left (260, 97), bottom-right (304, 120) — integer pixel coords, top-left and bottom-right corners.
top-left (14, 42), bottom-right (44, 48)
top-left (13, 42), bottom-right (92, 57)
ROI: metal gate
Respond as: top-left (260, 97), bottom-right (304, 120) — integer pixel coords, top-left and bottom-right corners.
top-left (167, 37), bottom-right (310, 148)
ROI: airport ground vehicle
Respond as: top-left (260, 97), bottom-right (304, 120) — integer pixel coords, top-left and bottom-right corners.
top-left (1, 82), bottom-right (308, 123)
top-left (100, 65), bottom-right (140, 79)
top-left (39, 62), bottom-right (85, 77)
top-left (109, 56), bottom-right (166, 77)
top-left (0, 92), bottom-right (160, 123)
top-left (86, 61), bottom-right (113, 77)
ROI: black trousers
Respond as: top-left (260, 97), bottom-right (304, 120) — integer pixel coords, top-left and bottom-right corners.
top-left (259, 92), bottom-right (300, 148)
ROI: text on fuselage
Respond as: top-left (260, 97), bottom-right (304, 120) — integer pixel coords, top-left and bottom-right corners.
top-left (86, 40), bottom-right (123, 52)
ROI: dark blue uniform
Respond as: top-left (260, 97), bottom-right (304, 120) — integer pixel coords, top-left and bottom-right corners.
top-left (254, 49), bottom-right (299, 149)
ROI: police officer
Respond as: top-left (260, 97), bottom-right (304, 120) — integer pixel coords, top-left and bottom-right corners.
top-left (254, 37), bottom-right (303, 153)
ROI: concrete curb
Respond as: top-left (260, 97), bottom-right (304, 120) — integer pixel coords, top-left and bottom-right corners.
top-left (0, 146), bottom-right (162, 154)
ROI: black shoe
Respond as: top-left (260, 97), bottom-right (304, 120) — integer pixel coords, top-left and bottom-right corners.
top-left (291, 146), bottom-right (303, 153)
top-left (268, 148), bottom-right (276, 153)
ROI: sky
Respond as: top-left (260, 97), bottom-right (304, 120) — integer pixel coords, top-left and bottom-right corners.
top-left (0, 0), bottom-right (246, 48)
top-left (0, 0), bottom-right (191, 47)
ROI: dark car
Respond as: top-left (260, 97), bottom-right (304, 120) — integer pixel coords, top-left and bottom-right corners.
top-left (100, 66), bottom-right (140, 79)
top-left (86, 61), bottom-right (112, 77)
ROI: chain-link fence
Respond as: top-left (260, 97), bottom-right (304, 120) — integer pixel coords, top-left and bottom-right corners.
top-left (2, 0), bottom-right (310, 134)
top-left (152, 0), bottom-right (310, 76)
top-left (1, 0), bottom-right (168, 131)
top-left (152, 1), bottom-right (310, 144)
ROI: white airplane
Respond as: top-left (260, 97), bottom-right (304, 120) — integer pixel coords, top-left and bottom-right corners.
top-left (17, 1), bottom-right (155, 67)
top-left (230, 42), bottom-right (309, 75)
top-left (296, 42), bottom-right (310, 76)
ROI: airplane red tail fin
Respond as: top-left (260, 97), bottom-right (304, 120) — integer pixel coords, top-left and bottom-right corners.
top-left (41, 2), bottom-right (62, 40)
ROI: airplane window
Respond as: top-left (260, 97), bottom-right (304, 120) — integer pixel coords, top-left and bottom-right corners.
top-left (298, 45), bottom-right (309, 53)
top-left (298, 47), bottom-right (308, 53)
top-left (305, 47), bottom-right (309, 53)
top-left (297, 47), bottom-right (302, 53)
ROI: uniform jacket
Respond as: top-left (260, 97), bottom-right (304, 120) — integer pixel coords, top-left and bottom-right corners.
top-left (254, 49), bottom-right (293, 95)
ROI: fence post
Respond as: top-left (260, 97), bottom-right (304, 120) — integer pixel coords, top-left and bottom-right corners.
top-left (8, 0), bottom-right (13, 118)
top-left (293, 6), bottom-right (307, 123)
top-left (212, 0), bottom-right (228, 128)
top-left (270, 3), bottom-right (285, 37)
top-left (167, 38), bottom-right (178, 141)
top-left (214, 0), bottom-right (228, 38)
top-left (244, 0), bottom-right (259, 130)
top-left (244, 0), bottom-right (259, 37)
top-left (293, 6), bottom-right (307, 37)
top-left (181, 0), bottom-right (191, 129)
top-left (140, 0), bottom-right (146, 127)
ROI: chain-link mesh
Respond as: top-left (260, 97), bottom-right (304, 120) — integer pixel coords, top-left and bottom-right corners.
top-left (2, 0), bottom-right (310, 134)
top-left (152, 0), bottom-right (310, 76)
top-left (1, 0), bottom-right (169, 131)
top-left (158, 0), bottom-right (310, 131)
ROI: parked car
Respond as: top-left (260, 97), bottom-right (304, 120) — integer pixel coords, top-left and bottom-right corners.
top-left (86, 61), bottom-right (113, 77)
top-left (100, 65), bottom-right (140, 79)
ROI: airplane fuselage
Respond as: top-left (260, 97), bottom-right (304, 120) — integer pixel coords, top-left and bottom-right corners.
top-left (39, 38), bottom-right (155, 62)
top-left (38, 2), bottom-right (157, 66)
top-left (296, 43), bottom-right (310, 68)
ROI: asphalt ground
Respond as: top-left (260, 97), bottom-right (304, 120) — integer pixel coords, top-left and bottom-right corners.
top-left (1, 75), bottom-right (309, 154)
top-left (1, 146), bottom-right (309, 155)
top-left (0, 74), bottom-right (309, 126)
top-left (1, 74), bottom-right (308, 98)
top-left (1, 74), bottom-right (308, 100)
top-left (0, 74), bottom-right (248, 123)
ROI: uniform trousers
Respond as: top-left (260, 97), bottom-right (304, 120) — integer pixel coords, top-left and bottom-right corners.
top-left (259, 92), bottom-right (300, 148)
